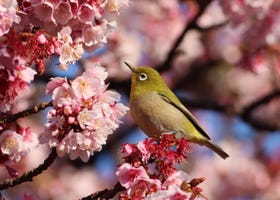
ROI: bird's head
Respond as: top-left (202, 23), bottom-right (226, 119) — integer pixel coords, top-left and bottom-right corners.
top-left (125, 62), bottom-right (168, 97)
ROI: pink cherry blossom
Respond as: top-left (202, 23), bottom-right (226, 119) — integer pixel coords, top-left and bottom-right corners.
top-left (0, 130), bottom-right (25, 163)
top-left (53, 2), bottom-right (72, 25)
top-left (162, 170), bottom-right (191, 189)
top-left (0, 128), bottom-right (38, 164)
top-left (44, 63), bottom-right (128, 162)
top-left (137, 140), bottom-right (152, 163)
top-left (0, 0), bottom-right (19, 36)
top-left (45, 77), bottom-right (67, 94)
top-left (71, 70), bottom-right (104, 100)
top-left (0, 65), bottom-right (37, 112)
top-left (116, 163), bottom-right (150, 188)
top-left (145, 185), bottom-right (189, 200)
top-left (108, 0), bottom-right (129, 13)
top-left (116, 163), bottom-right (161, 198)
top-left (14, 0), bottom-right (129, 69)
top-left (117, 136), bottom-right (204, 199)
top-left (57, 26), bottom-right (84, 70)
top-left (51, 82), bottom-right (77, 108)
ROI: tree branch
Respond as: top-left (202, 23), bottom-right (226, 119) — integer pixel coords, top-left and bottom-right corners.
top-left (240, 90), bottom-right (280, 131)
top-left (159, 0), bottom-right (212, 71)
top-left (0, 148), bottom-right (57, 190)
top-left (241, 90), bottom-right (280, 117)
top-left (2, 101), bottom-right (53, 124)
top-left (195, 20), bottom-right (230, 32)
top-left (81, 182), bottom-right (124, 200)
top-left (180, 90), bottom-right (280, 132)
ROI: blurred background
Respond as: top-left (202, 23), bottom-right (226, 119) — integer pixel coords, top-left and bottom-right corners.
top-left (2, 0), bottom-right (280, 199)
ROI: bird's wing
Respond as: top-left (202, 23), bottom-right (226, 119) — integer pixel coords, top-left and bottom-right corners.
top-left (158, 92), bottom-right (211, 140)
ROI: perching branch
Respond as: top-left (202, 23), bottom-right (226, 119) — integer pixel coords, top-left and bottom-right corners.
top-left (2, 101), bottom-right (52, 124)
top-left (81, 182), bottom-right (124, 200)
top-left (0, 148), bottom-right (57, 190)
top-left (159, 0), bottom-right (212, 71)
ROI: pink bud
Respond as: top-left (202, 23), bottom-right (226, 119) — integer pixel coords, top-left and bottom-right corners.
top-left (49, 108), bottom-right (56, 115)
top-left (67, 116), bottom-right (75, 124)
top-left (37, 33), bottom-right (47, 44)
top-left (64, 105), bottom-right (73, 115)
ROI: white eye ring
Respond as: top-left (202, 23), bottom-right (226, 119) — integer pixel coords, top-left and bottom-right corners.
top-left (139, 73), bottom-right (148, 81)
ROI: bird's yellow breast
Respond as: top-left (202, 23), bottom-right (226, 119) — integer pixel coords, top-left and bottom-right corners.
top-left (130, 91), bottom-right (203, 141)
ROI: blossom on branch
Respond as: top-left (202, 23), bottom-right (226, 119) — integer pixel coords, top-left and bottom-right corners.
top-left (0, 127), bottom-right (38, 174)
top-left (0, 30), bottom-right (61, 111)
top-left (215, 0), bottom-right (280, 72)
top-left (0, 0), bottom-right (19, 36)
top-left (44, 63), bottom-right (128, 162)
top-left (116, 134), bottom-right (206, 199)
top-left (15, 0), bottom-right (129, 69)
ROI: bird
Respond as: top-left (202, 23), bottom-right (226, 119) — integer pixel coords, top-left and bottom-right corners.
top-left (125, 62), bottom-right (229, 159)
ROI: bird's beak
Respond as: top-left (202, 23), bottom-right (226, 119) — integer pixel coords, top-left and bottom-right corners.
top-left (124, 62), bottom-right (137, 73)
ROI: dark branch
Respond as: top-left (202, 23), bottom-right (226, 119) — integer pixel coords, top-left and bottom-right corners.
top-left (159, 0), bottom-right (212, 71)
top-left (180, 90), bottom-right (280, 132)
top-left (195, 20), bottom-right (230, 32)
top-left (0, 148), bottom-right (57, 190)
top-left (81, 182), bottom-right (124, 200)
top-left (242, 90), bottom-right (280, 117)
top-left (2, 101), bottom-right (52, 124)
top-left (240, 90), bottom-right (280, 131)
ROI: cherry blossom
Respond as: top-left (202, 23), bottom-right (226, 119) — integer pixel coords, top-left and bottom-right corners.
top-left (108, 0), bottom-right (129, 14)
top-left (0, 0), bottom-right (19, 36)
top-left (0, 65), bottom-right (37, 112)
top-left (117, 135), bottom-right (205, 199)
top-left (15, 0), bottom-right (129, 69)
top-left (44, 63), bottom-right (128, 162)
top-left (0, 128), bottom-right (38, 165)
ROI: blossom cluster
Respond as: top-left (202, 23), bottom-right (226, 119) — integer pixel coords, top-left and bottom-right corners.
top-left (0, 0), bottom-right (19, 36)
top-left (0, 0), bottom-right (129, 110)
top-left (0, 128), bottom-right (38, 176)
top-left (0, 30), bottom-right (61, 112)
top-left (15, 0), bottom-right (129, 69)
top-left (216, 0), bottom-right (280, 72)
top-left (44, 63), bottom-right (128, 162)
top-left (116, 134), bottom-right (206, 199)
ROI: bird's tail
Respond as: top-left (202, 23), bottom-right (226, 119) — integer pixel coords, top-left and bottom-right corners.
top-left (200, 140), bottom-right (229, 159)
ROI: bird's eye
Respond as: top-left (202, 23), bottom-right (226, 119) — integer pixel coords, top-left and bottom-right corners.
top-left (138, 73), bottom-right (148, 81)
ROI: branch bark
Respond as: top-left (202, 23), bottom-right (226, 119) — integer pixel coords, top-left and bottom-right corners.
top-left (180, 90), bottom-right (280, 132)
top-left (81, 182), bottom-right (124, 200)
top-left (0, 148), bottom-right (57, 190)
top-left (2, 101), bottom-right (52, 124)
top-left (159, 0), bottom-right (212, 71)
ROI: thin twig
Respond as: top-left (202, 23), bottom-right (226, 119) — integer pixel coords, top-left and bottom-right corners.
top-left (3, 101), bottom-right (53, 124)
top-left (81, 182), bottom-right (124, 200)
top-left (159, 0), bottom-right (212, 71)
top-left (0, 148), bottom-right (57, 190)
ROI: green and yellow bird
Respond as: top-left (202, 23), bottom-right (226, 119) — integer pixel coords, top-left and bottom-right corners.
top-left (125, 62), bottom-right (229, 159)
